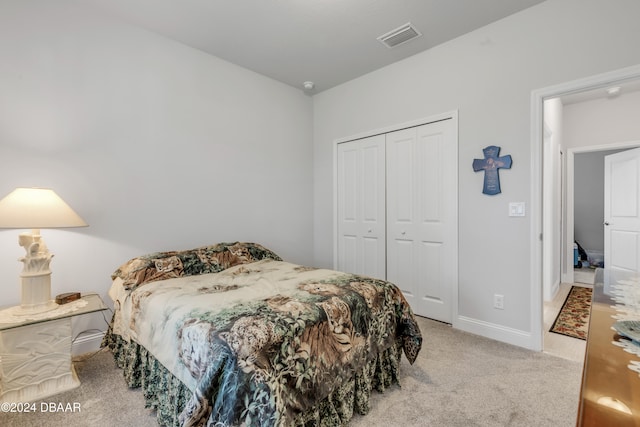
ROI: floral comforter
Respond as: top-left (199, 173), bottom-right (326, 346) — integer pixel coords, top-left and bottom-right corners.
top-left (104, 242), bottom-right (422, 427)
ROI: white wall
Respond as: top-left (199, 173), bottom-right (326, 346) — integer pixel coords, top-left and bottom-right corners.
top-left (564, 89), bottom-right (640, 149)
top-left (543, 98), bottom-right (563, 301)
top-left (313, 0), bottom-right (640, 347)
top-left (0, 0), bottom-right (314, 319)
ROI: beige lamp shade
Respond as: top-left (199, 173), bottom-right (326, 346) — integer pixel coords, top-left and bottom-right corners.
top-left (0, 188), bottom-right (87, 229)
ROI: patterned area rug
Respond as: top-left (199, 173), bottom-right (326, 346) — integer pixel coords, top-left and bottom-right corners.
top-left (550, 286), bottom-right (593, 340)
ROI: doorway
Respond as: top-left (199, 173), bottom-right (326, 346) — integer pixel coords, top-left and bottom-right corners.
top-left (543, 144), bottom-right (639, 361)
top-left (568, 146), bottom-right (639, 283)
top-left (531, 64), bottom-right (640, 352)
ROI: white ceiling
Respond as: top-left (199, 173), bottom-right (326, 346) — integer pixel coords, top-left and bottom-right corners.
top-left (82, 0), bottom-right (546, 93)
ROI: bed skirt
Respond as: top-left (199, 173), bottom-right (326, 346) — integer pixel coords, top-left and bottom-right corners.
top-left (102, 330), bottom-right (405, 427)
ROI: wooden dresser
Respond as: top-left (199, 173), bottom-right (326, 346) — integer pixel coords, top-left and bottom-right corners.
top-left (577, 269), bottom-right (640, 426)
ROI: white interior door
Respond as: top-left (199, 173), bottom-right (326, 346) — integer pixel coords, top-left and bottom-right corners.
top-left (386, 119), bottom-right (456, 323)
top-left (336, 135), bottom-right (386, 280)
top-left (604, 147), bottom-right (640, 273)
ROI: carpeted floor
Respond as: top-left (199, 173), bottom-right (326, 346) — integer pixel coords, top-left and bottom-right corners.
top-left (1, 316), bottom-right (582, 427)
top-left (550, 286), bottom-right (592, 340)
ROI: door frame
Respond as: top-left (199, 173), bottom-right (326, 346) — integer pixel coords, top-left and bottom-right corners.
top-left (564, 142), bottom-right (640, 285)
top-left (332, 110), bottom-right (459, 325)
top-left (531, 64), bottom-right (640, 351)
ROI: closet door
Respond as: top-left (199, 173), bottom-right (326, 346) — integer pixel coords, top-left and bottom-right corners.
top-left (336, 135), bottom-right (386, 280)
top-left (386, 119), bottom-right (456, 323)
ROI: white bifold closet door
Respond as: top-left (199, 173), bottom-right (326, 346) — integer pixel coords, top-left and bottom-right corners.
top-left (386, 120), bottom-right (455, 323)
top-left (336, 118), bottom-right (456, 323)
top-left (336, 134), bottom-right (386, 280)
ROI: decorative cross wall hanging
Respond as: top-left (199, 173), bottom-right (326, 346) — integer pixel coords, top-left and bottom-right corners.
top-left (473, 145), bottom-right (512, 195)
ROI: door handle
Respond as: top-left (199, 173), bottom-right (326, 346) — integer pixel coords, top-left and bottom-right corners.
top-left (603, 221), bottom-right (610, 226)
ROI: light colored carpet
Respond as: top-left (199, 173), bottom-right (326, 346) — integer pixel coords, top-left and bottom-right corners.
top-left (1, 316), bottom-right (582, 427)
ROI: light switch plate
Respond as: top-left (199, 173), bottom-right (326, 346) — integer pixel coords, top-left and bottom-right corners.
top-left (509, 202), bottom-right (525, 217)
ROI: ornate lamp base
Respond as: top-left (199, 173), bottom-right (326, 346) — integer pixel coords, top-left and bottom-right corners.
top-left (16, 230), bottom-right (58, 315)
top-left (19, 272), bottom-right (58, 315)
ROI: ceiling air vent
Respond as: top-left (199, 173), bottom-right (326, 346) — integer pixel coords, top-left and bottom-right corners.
top-left (377, 22), bottom-right (422, 48)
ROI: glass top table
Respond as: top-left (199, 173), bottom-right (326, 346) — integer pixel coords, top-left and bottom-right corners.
top-left (0, 293), bottom-right (108, 331)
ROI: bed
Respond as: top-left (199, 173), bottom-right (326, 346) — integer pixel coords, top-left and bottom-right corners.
top-left (102, 242), bottom-right (422, 426)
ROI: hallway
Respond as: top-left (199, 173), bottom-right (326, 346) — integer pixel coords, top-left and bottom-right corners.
top-left (543, 269), bottom-right (594, 362)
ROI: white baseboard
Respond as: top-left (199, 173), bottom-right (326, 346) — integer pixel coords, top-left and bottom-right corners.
top-left (455, 316), bottom-right (535, 350)
top-left (72, 331), bottom-right (105, 356)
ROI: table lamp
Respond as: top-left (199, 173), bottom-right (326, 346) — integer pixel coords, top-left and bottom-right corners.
top-left (0, 188), bottom-right (88, 314)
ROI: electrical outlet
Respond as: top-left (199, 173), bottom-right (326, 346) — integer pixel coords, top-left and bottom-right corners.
top-left (494, 294), bottom-right (504, 310)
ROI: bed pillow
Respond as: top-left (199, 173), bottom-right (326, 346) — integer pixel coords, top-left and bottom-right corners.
top-left (111, 242), bottom-right (282, 291)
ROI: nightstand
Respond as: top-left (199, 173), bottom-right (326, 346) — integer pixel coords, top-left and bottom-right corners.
top-left (0, 294), bottom-right (108, 403)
